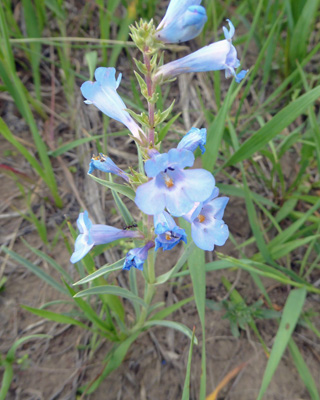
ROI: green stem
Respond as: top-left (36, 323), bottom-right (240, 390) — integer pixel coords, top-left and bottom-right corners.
top-left (143, 49), bottom-right (155, 145)
top-left (134, 248), bottom-right (156, 330)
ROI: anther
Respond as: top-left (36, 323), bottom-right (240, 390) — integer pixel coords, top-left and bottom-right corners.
top-left (198, 214), bottom-right (205, 223)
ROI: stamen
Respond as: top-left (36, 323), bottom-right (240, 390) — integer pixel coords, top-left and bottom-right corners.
top-left (198, 214), bottom-right (205, 223)
top-left (164, 176), bottom-right (174, 188)
top-left (165, 234), bottom-right (171, 241)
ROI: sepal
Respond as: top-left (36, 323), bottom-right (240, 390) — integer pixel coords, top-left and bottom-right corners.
top-left (130, 19), bottom-right (164, 55)
top-left (134, 71), bottom-right (148, 98)
top-left (154, 100), bottom-right (175, 125)
top-left (134, 58), bottom-right (148, 75)
top-left (126, 109), bottom-right (150, 128)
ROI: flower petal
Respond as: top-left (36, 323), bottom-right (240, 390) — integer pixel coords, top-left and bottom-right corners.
top-left (135, 178), bottom-right (167, 215)
top-left (182, 169), bottom-right (215, 202)
top-left (81, 67), bottom-right (144, 139)
top-left (157, 4), bottom-right (207, 43)
top-left (191, 218), bottom-right (229, 251)
top-left (88, 154), bottom-right (129, 182)
top-left (70, 234), bottom-right (94, 263)
top-left (177, 127), bottom-right (207, 154)
top-left (207, 197), bottom-right (229, 220)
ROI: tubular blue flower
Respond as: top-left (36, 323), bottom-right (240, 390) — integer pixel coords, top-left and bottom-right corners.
top-left (177, 127), bottom-right (207, 154)
top-left (154, 211), bottom-right (187, 251)
top-left (135, 148), bottom-right (215, 217)
top-left (81, 67), bottom-right (144, 140)
top-left (123, 241), bottom-right (155, 271)
top-left (156, 20), bottom-right (247, 83)
top-left (183, 188), bottom-right (229, 251)
top-left (88, 154), bottom-right (130, 182)
top-left (70, 211), bottom-right (140, 264)
top-left (156, 1), bottom-right (207, 44)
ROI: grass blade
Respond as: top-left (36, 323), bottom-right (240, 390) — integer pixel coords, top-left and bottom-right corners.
top-left (180, 220), bottom-right (206, 399)
top-left (21, 305), bottom-right (90, 330)
top-left (225, 86), bottom-right (320, 167)
top-left (143, 320), bottom-right (197, 344)
top-left (1, 246), bottom-right (69, 296)
top-left (257, 288), bottom-right (307, 400)
top-left (88, 174), bottom-right (135, 200)
top-left (181, 327), bottom-right (196, 400)
top-left (74, 285), bottom-right (146, 307)
top-left (288, 339), bottom-right (320, 400)
top-left (73, 259), bottom-right (125, 285)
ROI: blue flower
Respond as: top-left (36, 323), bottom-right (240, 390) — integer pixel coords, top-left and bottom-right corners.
top-left (156, 1), bottom-right (207, 43)
top-left (183, 188), bottom-right (229, 251)
top-left (70, 211), bottom-right (140, 263)
top-left (81, 67), bottom-right (145, 140)
top-left (154, 211), bottom-right (187, 251)
top-left (123, 241), bottom-right (155, 271)
top-left (177, 127), bottom-right (207, 154)
top-left (135, 148), bottom-right (215, 217)
top-left (88, 154), bottom-right (130, 182)
top-left (156, 20), bottom-right (247, 83)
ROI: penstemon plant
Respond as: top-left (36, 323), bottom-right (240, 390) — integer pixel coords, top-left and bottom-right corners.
top-left (70, 0), bottom-right (247, 394)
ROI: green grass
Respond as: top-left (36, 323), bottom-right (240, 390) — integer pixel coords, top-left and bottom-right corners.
top-left (1, 0), bottom-right (319, 398)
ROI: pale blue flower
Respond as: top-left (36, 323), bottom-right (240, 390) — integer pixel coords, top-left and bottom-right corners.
top-left (70, 211), bottom-right (140, 263)
top-left (156, 1), bottom-right (207, 43)
top-left (183, 188), bottom-right (229, 251)
top-left (154, 211), bottom-right (187, 251)
top-left (135, 148), bottom-right (215, 217)
top-left (156, 20), bottom-right (247, 83)
top-left (123, 241), bottom-right (154, 271)
top-left (177, 127), bottom-right (207, 154)
top-left (81, 67), bottom-right (145, 140)
top-left (88, 154), bottom-right (129, 182)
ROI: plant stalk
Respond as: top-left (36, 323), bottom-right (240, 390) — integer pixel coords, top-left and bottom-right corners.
top-left (143, 49), bottom-right (155, 146)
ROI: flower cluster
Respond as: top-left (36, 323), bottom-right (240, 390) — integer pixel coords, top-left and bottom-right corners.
top-left (71, 0), bottom-right (247, 271)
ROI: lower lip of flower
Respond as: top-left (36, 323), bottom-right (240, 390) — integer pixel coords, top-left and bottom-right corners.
top-left (198, 214), bottom-right (205, 223)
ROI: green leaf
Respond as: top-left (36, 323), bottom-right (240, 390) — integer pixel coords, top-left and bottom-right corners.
top-left (289, 0), bottom-right (319, 67)
top-left (84, 332), bottom-right (140, 394)
top-left (6, 334), bottom-right (50, 362)
top-left (150, 296), bottom-right (194, 321)
top-left (0, 334), bottom-right (49, 400)
top-left (154, 100), bottom-right (175, 125)
top-left (47, 135), bottom-right (103, 157)
top-left (134, 70), bottom-right (148, 97)
top-left (156, 242), bottom-right (195, 284)
top-left (73, 258), bottom-right (124, 285)
top-left (74, 285), bottom-right (146, 307)
top-left (1, 246), bottom-right (69, 295)
top-left (180, 220), bottom-right (206, 399)
top-left (0, 117), bottom-right (44, 179)
top-left (85, 51), bottom-right (98, 80)
top-left (225, 86), bottom-right (320, 167)
top-left (22, 238), bottom-right (72, 283)
top-left (88, 174), bottom-right (136, 200)
top-left (111, 185), bottom-right (134, 225)
top-left (21, 305), bottom-right (90, 330)
top-left (182, 327), bottom-right (196, 400)
top-left (64, 282), bottom-right (114, 335)
top-left (143, 320), bottom-right (198, 344)
top-left (257, 288), bottom-right (307, 400)
top-left (268, 200), bottom-right (320, 247)
top-left (157, 112), bottom-right (181, 143)
top-left (288, 339), bottom-right (320, 400)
